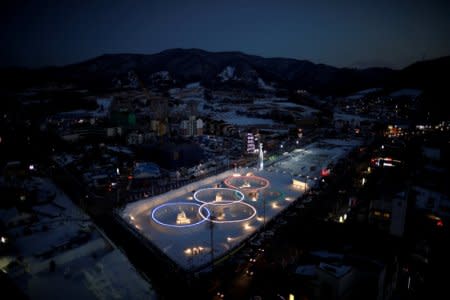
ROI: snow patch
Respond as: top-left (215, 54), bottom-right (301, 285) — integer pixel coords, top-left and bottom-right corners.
top-left (257, 78), bottom-right (275, 91)
top-left (347, 88), bottom-right (381, 99)
top-left (218, 66), bottom-right (236, 81)
top-left (185, 82), bottom-right (201, 89)
top-left (151, 70), bottom-right (170, 80)
top-left (94, 97), bottom-right (112, 117)
top-left (223, 115), bottom-right (276, 126)
top-left (354, 88), bottom-right (381, 95)
top-left (390, 89), bottom-right (422, 98)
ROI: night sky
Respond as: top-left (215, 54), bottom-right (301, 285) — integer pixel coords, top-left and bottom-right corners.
top-left (1, 0), bottom-right (449, 69)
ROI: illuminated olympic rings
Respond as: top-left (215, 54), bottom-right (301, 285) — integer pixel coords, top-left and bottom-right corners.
top-left (152, 187), bottom-right (257, 227)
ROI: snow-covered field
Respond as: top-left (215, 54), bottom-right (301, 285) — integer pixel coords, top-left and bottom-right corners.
top-left (122, 169), bottom-right (299, 270)
top-left (120, 138), bottom-right (362, 271)
top-left (346, 88), bottom-right (381, 100)
top-left (334, 112), bottom-right (374, 122)
top-left (273, 139), bottom-right (363, 177)
top-left (389, 89), bottom-right (422, 98)
top-left (169, 85), bottom-right (319, 127)
top-left (213, 111), bottom-right (276, 126)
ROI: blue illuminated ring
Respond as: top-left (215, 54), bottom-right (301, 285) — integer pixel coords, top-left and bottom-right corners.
top-left (151, 202), bottom-right (210, 228)
top-left (193, 187), bottom-right (245, 205)
top-left (198, 201), bottom-right (257, 224)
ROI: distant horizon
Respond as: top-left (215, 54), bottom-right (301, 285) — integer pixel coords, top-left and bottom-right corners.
top-left (2, 1), bottom-right (449, 70)
top-left (2, 47), bottom-right (449, 71)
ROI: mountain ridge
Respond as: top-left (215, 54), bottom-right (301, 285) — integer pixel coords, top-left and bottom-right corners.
top-left (1, 48), bottom-right (449, 96)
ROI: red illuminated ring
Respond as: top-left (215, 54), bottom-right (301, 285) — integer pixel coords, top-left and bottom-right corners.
top-left (224, 175), bottom-right (270, 192)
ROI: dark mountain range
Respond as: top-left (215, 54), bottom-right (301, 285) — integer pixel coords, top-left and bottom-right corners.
top-left (1, 48), bottom-right (449, 96)
top-left (392, 56), bottom-right (450, 91)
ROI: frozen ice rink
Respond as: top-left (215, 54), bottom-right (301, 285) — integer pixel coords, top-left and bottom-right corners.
top-left (120, 139), bottom-right (362, 270)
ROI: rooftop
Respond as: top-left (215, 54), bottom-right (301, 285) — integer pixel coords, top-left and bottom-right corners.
top-left (0, 177), bottom-right (155, 300)
top-left (318, 262), bottom-right (353, 278)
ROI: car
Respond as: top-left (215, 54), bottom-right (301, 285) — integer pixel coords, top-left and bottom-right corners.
top-left (216, 291), bottom-right (225, 298)
top-left (245, 268), bottom-right (255, 276)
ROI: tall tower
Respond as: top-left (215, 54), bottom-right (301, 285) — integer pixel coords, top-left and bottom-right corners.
top-left (246, 133), bottom-right (256, 153)
top-left (258, 143), bottom-right (264, 171)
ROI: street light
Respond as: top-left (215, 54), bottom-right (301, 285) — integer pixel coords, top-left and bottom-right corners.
top-left (304, 176), bottom-right (309, 193)
top-left (186, 246), bottom-right (204, 269)
top-left (209, 213), bottom-right (216, 271)
top-left (263, 192), bottom-right (266, 229)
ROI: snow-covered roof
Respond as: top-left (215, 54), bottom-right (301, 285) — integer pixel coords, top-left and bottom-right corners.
top-left (151, 70), bottom-right (170, 80)
top-left (345, 88), bottom-right (381, 100)
top-left (0, 177), bottom-right (155, 299)
top-left (389, 89), bottom-right (422, 98)
top-left (319, 262), bottom-right (352, 278)
top-left (106, 145), bottom-right (134, 155)
top-left (275, 138), bottom-right (363, 178)
top-left (219, 113), bottom-right (276, 126)
top-left (334, 113), bottom-right (373, 122)
top-left (0, 207), bottom-right (33, 227)
top-left (52, 153), bottom-right (78, 167)
top-left (185, 82), bottom-right (201, 89)
top-left (133, 162), bottom-right (161, 178)
top-left (310, 250), bottom-right (344, 260)
top-left (295, 264), bottom-right (317, 276)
